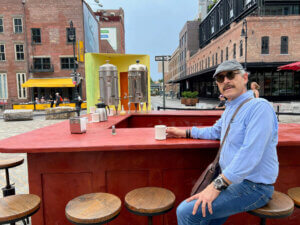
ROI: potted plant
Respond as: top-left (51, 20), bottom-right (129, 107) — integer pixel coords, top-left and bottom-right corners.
top-left (181, 91), bottom-right (187, 105)
top-left (185, 91), bottom-right (199, 106)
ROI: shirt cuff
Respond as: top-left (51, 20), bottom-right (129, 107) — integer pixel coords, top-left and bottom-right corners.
top-left (223, 169), bottom-right (243, 184)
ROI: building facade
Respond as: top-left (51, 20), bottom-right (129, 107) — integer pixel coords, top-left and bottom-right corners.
top-left (179, 20), bottom-right (201, 80)
top-left (0, 0), bottom-right (100, 107)
top-left (95, 8), bottom-right (125, 54)
top-left (166, 47), bottom-right (180, 97)
top-left (176, 0), bottom-right (300, 101)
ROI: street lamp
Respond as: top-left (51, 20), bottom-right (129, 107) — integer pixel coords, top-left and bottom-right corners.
top-left (241, 19), bottom-right (248, 71)
top-left (155, 55), bottom-right (171, 109)
top-left (69, 20), bottom-right (81, 116)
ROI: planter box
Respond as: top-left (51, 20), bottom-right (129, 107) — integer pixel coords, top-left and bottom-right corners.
top-left (185, 98), bottom-right (198, 106)
top-left (181, 98), bottom-right (186, 105)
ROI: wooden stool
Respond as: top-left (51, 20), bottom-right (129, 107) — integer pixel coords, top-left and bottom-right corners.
top-left (125, 187), bottom-right (176, 225)
top-left (287, 187), bottom-right (300, 207)
top-left (65, 193), bottom-right (121, 225)
top-left (0, 157), bottom-right (24, 197)
top-left (0, 194), bottom-right (40, 225)
top-left (248, 191), bottom-right (294, 225)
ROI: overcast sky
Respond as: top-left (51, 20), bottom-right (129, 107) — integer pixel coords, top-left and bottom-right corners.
top-left (85, 0), bottom-right (198, 81)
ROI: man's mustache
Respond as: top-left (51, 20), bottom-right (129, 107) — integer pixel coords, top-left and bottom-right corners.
top-left (223, 85), bottom-right (235, 91)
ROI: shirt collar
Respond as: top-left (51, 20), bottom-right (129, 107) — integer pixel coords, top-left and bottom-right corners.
top-left (225, 90), bottom-right (253, 107)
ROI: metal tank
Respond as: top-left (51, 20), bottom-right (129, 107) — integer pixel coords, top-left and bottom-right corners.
top-left (99, 60), bottom-right (119, 114)
top-left (128, 60), bottom-right (148, 112)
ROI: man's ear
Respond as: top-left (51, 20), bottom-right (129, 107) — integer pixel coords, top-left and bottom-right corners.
top-left (243, 72), bottom-right (249, 84)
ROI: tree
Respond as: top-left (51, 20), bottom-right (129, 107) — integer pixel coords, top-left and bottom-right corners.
top-left (207, 0), bottom-right (218, 13)
top-left (150, 77), bottom-right (155, 84)
top-left (158, 79), bottom-right (163, 83)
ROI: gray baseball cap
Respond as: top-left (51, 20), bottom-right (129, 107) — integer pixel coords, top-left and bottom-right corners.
top-left (213, 60), bottom-right (243, 78)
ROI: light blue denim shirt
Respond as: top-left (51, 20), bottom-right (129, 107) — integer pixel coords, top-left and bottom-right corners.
top-left (191, 90), bottom-right (279, 184)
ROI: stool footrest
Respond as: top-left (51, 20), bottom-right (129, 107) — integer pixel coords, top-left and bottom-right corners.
top-left (2, 185), bottom-right (15, 197)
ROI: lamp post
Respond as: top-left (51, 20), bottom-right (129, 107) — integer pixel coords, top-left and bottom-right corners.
top-left (241, 19), bottom-right (248, 71)
top-left (155, 55), bottom-right (171, 109)
top-left (69, 21), bottom-right (81, 116)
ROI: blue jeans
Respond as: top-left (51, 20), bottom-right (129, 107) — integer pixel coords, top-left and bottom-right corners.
top-left (177, 180), bottom-right (274, 225)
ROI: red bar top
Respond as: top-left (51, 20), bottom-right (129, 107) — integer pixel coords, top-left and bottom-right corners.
top-left (0, 111), bottom-right (299, 153)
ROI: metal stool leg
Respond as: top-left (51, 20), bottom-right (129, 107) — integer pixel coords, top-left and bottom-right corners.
top-left (260, 218), bottom-right (266, 225)
top-left (26, 217), bottom-right (29, 224)
top-left (2, 168), bottom-right (15, 197)
top-left (148, 215), bottom-right (153, 225)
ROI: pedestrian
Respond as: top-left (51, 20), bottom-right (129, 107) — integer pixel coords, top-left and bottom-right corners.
top-left (49, 94), bottom-right (54, 108)
top-left (55, 92), bottom-right (62, 107)
top-left (167, 60), bottom-right (278, 225)
top-left (251, 81), bottom-right (260, 98)
top-left (215, 94), bottom-right (226, 109)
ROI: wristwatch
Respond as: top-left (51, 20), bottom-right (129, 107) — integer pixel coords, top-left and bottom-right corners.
top-left (213, 175), bottom-right (229, 191)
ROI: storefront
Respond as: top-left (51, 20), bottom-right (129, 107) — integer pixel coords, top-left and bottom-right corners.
top-left (175, 63), bottom-right (300, 101)
top-left (22, 77), bottom-right (82, 102)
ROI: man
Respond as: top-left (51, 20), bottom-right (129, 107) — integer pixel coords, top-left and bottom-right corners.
top-left (55, 92), bottom-right (62, 107)
top-left (167, 60), bottom-right (278, 225)
top-left (215, 94), bottom-right (226, 110)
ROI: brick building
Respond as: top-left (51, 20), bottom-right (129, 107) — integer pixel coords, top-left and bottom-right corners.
top-left (179, 20), bottom-right (201, 78)
top-left (173, 0), bottom-right (300, 101)
top-left (95, 8), bottom-right (125, 54)
top-left (0, 0), bottom-right (100, 107)
top-left (166, 47), bottom-right (180, 96)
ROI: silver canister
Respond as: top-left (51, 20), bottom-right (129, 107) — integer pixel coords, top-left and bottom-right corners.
top-left (69, 117), bottom-right (87, 134)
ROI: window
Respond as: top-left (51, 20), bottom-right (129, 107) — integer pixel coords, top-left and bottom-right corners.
top-left (226, 47), bottom-right (228, 60)
top-left (233, 43), bottom-right (236, 59)
top-left (0, 73), bottom-right (8, 99)
top-left (13, 18), bottom-right (22, 33)
top-left (15, 44), bottom-right (24, 61)
top-left (16, 73), bottom-right (27, 99)
top-left (66, 27), bottom-right (76, 43)
top-left (33, 58), bottom-right (51, 70)
top-left (212, 55), bottom-right (214, 66)
top-left (208, 57), bottom-right (210, 67)
top-left (261, 36), bottom-right (269, 54)
top-left (215, 53), bottom-right (218, 65)
top-left (31, 28), bottom-right (41, 44)
top-left (0, 18), bottom-right (3, 33)
top-left (281, 36), bottom-right (288, 54)
top-left (240, 40), bottom-right (243, 57)
top-left (0, 44), bottom-right (5, 61)
top-left (221, 50), bottom-right (223, 63)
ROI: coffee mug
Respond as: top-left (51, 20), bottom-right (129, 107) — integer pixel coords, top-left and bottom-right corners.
top-left (155, 125), bottom-right (167, 140)
top-left (91, 113), bottom-right (100, 123)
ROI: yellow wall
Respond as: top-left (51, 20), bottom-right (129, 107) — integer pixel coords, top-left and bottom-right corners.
top-left (85, 53), bottom-right (151, 113)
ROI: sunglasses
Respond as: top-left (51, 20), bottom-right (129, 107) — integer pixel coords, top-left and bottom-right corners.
top-left (215, 71), bottom-right (240, 83)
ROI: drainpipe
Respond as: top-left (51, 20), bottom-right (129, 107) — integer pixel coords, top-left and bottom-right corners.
top-left (22, 0), bottom-right (33, 101)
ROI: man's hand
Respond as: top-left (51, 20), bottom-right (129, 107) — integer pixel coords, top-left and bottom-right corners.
top-left (186, 183), bottom-right (220, 217)
top-left (166, 127), bottom-right (186, 138)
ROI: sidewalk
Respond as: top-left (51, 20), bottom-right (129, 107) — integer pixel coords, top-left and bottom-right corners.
top-left (151, 95), bottom-right (300, 123)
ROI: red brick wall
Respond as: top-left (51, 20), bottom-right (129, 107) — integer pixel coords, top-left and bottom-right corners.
top-left (187, 15), bottom-right (300, 75)
top-left (97, 9), bottom-right (125, 54)
top-left (0, 0), bottom-right (27, 105)
top-left (0, 0), bottom-right (90, 106)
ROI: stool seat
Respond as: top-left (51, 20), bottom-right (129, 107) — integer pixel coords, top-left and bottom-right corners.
top-left (0, 157), bottom-right (24, 169)
top-left (125, 187), bottom-right (176, 215)
top-left (249, 191), bottom-right (294, 219)
top-left (65, 193), bottom-right (121, 225)
top-left (287, 187), bottom-right (300, 207)
top-left (0, 194), bottom-right (40, 224)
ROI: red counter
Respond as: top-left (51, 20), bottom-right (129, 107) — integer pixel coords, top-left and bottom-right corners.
top-left (0, 111), bottom-right (299, 225)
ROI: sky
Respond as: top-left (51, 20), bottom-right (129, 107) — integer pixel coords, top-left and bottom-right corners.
top-left (85, 0), bottom-right (199, 81)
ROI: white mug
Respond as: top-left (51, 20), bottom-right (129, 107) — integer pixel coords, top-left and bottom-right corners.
top-left (91, 113), bottom-right (100, 122)
top-left (155, 125), bottom-right (167, 140)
